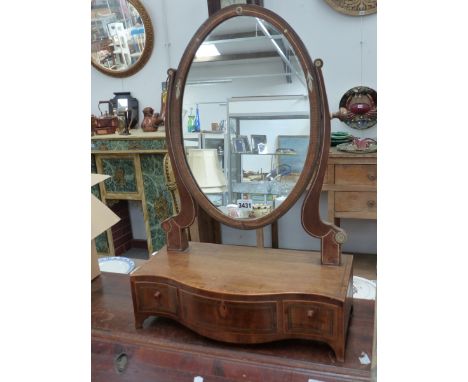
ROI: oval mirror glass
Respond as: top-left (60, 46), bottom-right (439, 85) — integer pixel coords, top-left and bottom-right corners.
top-left (91, 0), bottom-right (153, 77)
top-left (182, 15), bottom-right (311, 221)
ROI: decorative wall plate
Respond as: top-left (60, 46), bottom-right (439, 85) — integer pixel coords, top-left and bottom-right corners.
top-left (331, 86), bottom-right (377, 130)
top-left (324, 0), bottom-right (377, 16)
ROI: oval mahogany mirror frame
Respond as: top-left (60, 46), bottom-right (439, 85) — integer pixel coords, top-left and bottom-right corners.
top-left (91, 0), bottom-right (154, 78)
top-left (167, 4), bottom-right (327, 230)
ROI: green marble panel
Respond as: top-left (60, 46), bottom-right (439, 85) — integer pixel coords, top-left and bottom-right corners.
top-left (91, 139), bottom-right (167, 151)
top-left (101, 158), bottom-right (137, 193)
top-left (91, 155), bottom-right (110, 254)
top-left (140, 154), bottom-right (173, 252)
top-left (91, 155), bottom-right (99, 196)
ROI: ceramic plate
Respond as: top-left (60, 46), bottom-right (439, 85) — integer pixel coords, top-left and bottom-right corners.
top-left (331, 132), bottom-right (351, 138)
top-left (352, 276), bottom-right (376, 300)
top-left (98, 257), bottom-right (135, 274)
top-left (331, 137), bottom-right (353, 146)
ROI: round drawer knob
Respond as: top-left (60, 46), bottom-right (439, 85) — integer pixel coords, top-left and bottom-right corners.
top-left (153, 291), bottom-right (161, 299)
top-left (367, 200), bottom-right (376, 208)
top-left (219, 302), bottom-right (228, 318)
top-left (307, 309), bottom-right (315, 318)
top-left (367, 174), bottom-right (376, 181)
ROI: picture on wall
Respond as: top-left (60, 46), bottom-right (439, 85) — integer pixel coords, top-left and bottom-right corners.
top-left (232, 137), bottom-right (246, 153)
top-left (257, 143), bottom-right (267, 154)
top-left (240, 135), bottom-right (251, 152)
top-left (251, 134), bottom-right (267, 153)
top-left (277, 135), bottom-right (309, 174)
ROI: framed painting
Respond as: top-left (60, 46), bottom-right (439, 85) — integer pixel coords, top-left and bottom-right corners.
top-left (277, 135), bottom-right (309, 174)
top-left (251, 134), bottom-right (267, 154)
top-left (240, 135), bottom-right (251, 152)
top-left (232, 137), bottom-right (246, 153)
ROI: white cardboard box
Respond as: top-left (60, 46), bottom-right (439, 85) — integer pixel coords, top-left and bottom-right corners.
top-left (91, 174), bottom-right (120, 280)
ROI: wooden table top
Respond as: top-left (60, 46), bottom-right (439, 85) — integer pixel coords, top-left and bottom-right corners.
top-left (132, 242), bottom-right (353, 301)
top-left (92, 272), bottom-right (375, 381)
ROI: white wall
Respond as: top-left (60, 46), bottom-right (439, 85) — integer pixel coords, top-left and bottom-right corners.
top-left (264, 0), bottom-right (377, 139)
top-left (91, 0), bottom-right (377, 254)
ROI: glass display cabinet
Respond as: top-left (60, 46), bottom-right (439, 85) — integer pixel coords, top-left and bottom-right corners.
top-left (182, 96), bottom-right (310, 212)
top-left (225, 95), bottom-right (309, 211)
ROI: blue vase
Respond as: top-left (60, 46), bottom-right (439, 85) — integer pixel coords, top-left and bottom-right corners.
top-left (194, 105), bottom-right (201, 132)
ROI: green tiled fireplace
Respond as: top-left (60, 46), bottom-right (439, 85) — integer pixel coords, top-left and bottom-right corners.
top-left (91, 130), bottom-right (172, 257)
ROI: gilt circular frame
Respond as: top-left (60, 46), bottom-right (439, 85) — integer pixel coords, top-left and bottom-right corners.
top-left (167, 4), bottom-right (328, 230)
top-left (324, 0), bottom-right (377, 16)
top-left (91, 0), bottom-right (154, 78)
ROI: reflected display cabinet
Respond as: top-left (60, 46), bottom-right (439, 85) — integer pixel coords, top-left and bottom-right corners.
top-left (226, 96), bottom-right (310, 208)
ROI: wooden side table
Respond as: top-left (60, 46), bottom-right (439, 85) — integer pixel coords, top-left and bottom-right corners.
top-left (323, 148), bottom-right (377, 226)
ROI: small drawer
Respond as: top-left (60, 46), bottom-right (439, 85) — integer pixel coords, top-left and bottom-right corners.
top-left (335, 164), bottom-right (377, 186)
top-left (179, 291), bottom-right (277, 334)
top-left (134, 281), bottom-right (178, 314)
top-left (284, 301), bottom-right (336, 337)
top-left (335, 191), bottom-right (377, 213)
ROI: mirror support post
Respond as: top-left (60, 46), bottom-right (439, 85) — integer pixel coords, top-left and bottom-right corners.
top-left (161, 69), bottom-right (197, 252)
top-left (301, 61), bottom-right (346, 266)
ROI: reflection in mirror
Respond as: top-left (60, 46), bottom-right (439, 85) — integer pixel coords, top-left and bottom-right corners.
top-left (183, 16), bottom-right (311, 220)
top-left (118, 98), bottom-right (128, 109)
top-left (187, 149), bottom-right (227, 207)
top-left (91, 0), bottom-right (153, 77)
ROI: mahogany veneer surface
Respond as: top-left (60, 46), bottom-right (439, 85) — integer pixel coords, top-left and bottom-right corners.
top-left (130, 242), bottom-right (354, 362)
top-left (92, 272), bottom-right (375, 382)
top-left (131, 242), bottom-right (353, 299)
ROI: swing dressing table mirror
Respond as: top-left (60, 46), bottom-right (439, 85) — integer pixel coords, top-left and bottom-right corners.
top-left (130, 5), bottom-right (353, 361)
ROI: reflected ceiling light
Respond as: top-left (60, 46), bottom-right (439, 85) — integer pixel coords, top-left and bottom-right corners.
top-left (195, 44), bottom-right (221, 58)
top-left (187, 79), bottom-right (232, 86)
